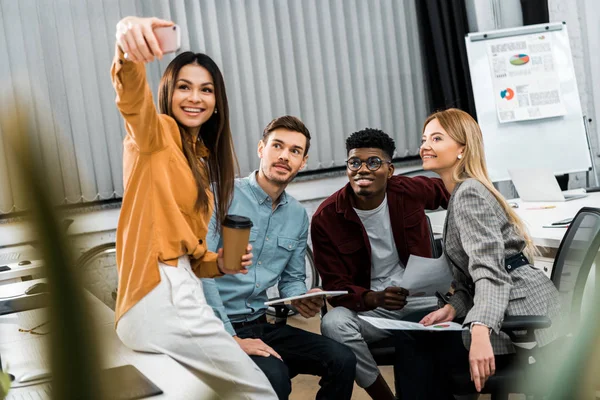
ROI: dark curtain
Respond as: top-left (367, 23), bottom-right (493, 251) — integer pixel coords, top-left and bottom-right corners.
top-left (416, 0), bottom-right (476, 117)
top-left (520, 0), bottom-right (550, 25)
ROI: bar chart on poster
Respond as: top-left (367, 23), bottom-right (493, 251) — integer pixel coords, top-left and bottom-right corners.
top-left (465, 22), bottom-right (592, 182)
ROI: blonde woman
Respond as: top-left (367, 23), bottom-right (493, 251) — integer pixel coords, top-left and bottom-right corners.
top-left (394, 108), bottom-right (560, 398)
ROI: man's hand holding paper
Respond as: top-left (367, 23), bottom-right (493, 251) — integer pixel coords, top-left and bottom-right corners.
top-left (364, 287), bottom-right (409, 310)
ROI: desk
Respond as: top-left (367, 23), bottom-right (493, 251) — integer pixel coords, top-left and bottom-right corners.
top-left (0, 245), bottom-right (42, 285)
top-left (427, 191), bottom-right (600, 248)
top-left (0, 260), bottom-right (44, 285)
top-left (1, 280), bottom-right (218, 399)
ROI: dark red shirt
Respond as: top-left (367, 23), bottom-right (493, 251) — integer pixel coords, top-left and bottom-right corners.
top-left (311, 175), bottom-right (450, 311)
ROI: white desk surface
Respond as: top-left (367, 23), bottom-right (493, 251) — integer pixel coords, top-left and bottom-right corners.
top-left (427, 191), bottom-right (600, 248)
top-left (1, 279), bottom-right (217, 399)
top-left (0, 208), bottom-right (121, 248)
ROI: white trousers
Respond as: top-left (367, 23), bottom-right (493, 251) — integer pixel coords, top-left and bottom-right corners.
top-left (116, 256), bottom-right (277, 400)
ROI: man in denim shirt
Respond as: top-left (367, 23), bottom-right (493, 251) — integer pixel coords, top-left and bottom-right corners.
top-left (203, 116), bottom-right (356, 400)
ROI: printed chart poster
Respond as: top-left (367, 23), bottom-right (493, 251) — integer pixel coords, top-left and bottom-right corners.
top-left (487, 34), bottom-right (566, 123)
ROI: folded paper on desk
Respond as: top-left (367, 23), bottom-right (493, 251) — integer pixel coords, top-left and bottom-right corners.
top-left (401, 255), bottom-right (453, 297)
top-left (359, 316), bottom-right (464, 331)
top-left (264, 291), bottom-right (348, 306)
top-left (101, 364), bottom-right (163, 400)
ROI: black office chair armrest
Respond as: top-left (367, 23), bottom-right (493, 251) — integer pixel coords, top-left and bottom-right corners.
top-left (501, 315), bottom-right (552, 331)
top-left (271, 302), bottom-right (292, 325)
top-left (320, 302), bottom-right (328, 317)
top-left (500, 315), bottom-right (552, 345)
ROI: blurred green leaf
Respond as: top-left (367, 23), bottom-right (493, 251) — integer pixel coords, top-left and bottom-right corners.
top-left (2, 96), bottom-right (104, 399)
top-left (0, 371), bottom-right (11, 399)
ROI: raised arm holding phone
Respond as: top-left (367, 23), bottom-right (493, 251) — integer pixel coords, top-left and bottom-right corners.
top-left (111, 16), bottom-right (277, 399)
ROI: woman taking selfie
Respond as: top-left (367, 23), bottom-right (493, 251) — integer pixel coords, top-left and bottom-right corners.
top-left (394, 108), bottom-right (560, 398)
top-left (111, 16), bottom-right (276, 399)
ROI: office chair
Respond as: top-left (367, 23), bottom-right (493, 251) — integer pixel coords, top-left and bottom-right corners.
top-left (449, 206), bottom-right (600, 400)
top-left (77, 242), bottom-right (118, 310)
top-left (266, 246), bottom-right (321, 323)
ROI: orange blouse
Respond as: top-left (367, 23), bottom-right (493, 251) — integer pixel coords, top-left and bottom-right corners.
top-left (111, 46), bottom-right (221, 323)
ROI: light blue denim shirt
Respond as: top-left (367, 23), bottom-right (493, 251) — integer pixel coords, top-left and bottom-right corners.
top-left (202, 171), bottom-right (309, 335)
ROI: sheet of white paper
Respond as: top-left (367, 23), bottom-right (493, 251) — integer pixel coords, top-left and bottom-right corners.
top-left (359, 316), bottom-right (464, 331)
top-left (401, 255), bottom-right (453, 297)
top-left (264, 291), bottom-right (348, 306)
top-left (1, 335), bottom-right (51, 388)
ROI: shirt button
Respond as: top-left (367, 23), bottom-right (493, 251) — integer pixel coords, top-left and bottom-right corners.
top-left (258, 261), bottom-right (262, 265)
top-left (288, 245), bottom-right (292, 249)
top-left (255, 283), bottom-right (260, 288)
top-left (266, 237), bottom-right (269, 241)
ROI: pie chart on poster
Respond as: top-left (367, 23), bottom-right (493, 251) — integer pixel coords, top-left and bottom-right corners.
top-left (510, 54), bottom-right (530, 66)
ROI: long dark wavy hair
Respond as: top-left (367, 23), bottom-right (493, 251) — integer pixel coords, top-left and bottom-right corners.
top-left (158, 52), bottom-right (238, 229)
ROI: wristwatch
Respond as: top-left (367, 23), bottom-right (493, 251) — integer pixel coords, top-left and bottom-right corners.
top-left (470, 321), bottom-right (492, 335)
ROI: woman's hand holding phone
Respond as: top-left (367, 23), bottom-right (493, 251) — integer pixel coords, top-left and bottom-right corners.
top-left (115, 16), bottom-right (174, 63)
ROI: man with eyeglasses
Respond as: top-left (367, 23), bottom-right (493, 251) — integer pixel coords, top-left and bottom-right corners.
top-left (311, 128), bottom-right (450, 400)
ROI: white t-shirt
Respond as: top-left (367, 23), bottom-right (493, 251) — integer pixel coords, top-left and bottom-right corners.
top-left (354, 195), bottom-right (405, 291)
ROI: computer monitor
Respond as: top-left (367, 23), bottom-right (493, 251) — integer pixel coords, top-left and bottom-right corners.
top-left (508, 168), bottom-right (588, 202)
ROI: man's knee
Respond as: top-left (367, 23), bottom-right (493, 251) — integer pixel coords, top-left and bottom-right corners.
top-left (321, 307), bottom-right (358, 340)
top-left (252, 356), bottom-right (291, 400)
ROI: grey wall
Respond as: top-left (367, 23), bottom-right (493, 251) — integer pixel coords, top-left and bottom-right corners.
top-left (0, 0), bottom-right (430, 214)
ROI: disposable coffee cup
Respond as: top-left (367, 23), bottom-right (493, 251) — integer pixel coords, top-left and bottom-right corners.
top-left (222, 215), bottom-right (253, 271)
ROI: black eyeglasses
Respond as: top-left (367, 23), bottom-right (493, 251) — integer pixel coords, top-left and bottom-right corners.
top-left (346, 156), bottom-right (391, 172)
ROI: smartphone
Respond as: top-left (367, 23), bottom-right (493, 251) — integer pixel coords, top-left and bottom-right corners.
top-left (154, 25), bottom-right (181, 54)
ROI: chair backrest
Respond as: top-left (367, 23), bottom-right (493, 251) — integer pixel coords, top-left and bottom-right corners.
top-left (77, 243), bottom-right (118, 310)
top-left (550, 207), bottom-right (600, 331)
top-left (426, 215), bottom-right (442, 258)
top-left (266, 246), bottom-right (320, 318)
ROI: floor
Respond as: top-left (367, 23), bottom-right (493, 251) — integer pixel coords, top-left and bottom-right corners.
top-left (270, 309), bottom-right (600, 400)
top-left (285, 312), bottom-right (391, 400)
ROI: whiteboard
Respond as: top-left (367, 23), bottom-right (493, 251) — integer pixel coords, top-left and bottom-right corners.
top-left (465, 22), bottom-right (592, 182)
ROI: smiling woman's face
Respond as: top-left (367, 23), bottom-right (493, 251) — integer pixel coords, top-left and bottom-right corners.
top-left (420, 118), bottom-right (464, 174)
top-left (170, 64), bottom-right (215, 131)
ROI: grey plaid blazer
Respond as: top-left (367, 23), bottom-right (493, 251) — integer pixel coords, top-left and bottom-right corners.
top-left (444, 179), bottom-right (561, 354)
